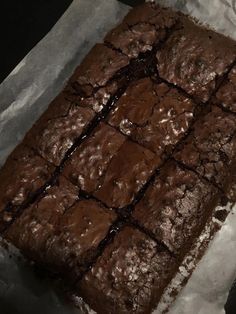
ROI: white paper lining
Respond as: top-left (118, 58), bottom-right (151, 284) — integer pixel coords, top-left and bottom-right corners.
top-left (0, 0), bottom-right (236, 313)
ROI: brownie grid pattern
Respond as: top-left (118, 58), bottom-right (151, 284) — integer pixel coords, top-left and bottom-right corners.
top-left (1, 3), bottom-right (236, 314)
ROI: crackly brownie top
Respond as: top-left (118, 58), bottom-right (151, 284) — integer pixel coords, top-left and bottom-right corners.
top-left (79, 226), bottom-right (177, 314)
top-left (174, 106), bottom-right (236, 200)
top-left (45, 199), bottom-right (116, 279)
top-left (108, 78), bottom-right (195, 158)
top-left (25, 92), bottom-right (95, 166)
top-left (69, 44), bottom-right (129, 96)
top-left (133, 161), bottom-right (219, 255)
top-left (215, 66), bottom-right (236, 112)
top-left (0, 145), bottom-right (54, 217)
top-left (156, 16), bottom-right (236, 102)
top-left (5, 176), bottom-right (79, 260)
top-left (105, 3), bottom-right (177, 58)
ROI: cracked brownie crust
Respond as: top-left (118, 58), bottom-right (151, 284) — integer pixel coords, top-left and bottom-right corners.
top-left (1, 2), bottom-right (236, 314)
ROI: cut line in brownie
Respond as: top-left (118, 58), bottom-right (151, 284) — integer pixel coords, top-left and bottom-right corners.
top-left (105, 3), bottom-right (177, 58)
top-left (63, 122), bottom-right (159, 208)
top-left (156, 15), bottom-right (236, 103)
top-left (174, 105), bottom-right (236, 201)
top-left (132, 160), bottom-right (222, 257)
top-left (214, 65), bottom-right (236, 113)
top-left (6, 179), bottom-right (116, 281)
top-left (24, 92), bottom-right (95, 166)
top-left (0, 145), bottom-right (55, 232)
top-left (78, 226), bottom-right (178, 314)
top-left (108, 77), bottom-right (196, 159)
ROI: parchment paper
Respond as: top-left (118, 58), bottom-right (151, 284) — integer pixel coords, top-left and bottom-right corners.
top-left (0, 0), bottom-right (236, 313)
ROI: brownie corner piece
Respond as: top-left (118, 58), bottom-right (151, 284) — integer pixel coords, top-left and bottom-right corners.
top-left (69, 43), bottom-right (129, 96)
top-left (78, 226), bottom-right (177, 314)
top-left (132, 160), bottom-right (220, 256)
top-left (105, 2), bottom-right (177, 59)
top-left (156, 15), bottom-right (236, 102)
top-left (0, 144), bottom-right (55, 230)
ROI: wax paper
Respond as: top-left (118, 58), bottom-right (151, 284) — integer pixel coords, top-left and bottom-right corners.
top-left (0, 0), bottom-right (236, 313)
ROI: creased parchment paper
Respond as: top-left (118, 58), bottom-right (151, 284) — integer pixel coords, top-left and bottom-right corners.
top-left (0, 0), bottom-right (236, 313)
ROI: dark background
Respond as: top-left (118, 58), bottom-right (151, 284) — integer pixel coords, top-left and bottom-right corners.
top-left (0, 0), bottom-right (235, 313)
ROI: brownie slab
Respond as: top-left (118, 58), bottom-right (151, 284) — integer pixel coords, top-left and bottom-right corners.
top-left (78, 226), bottom-right (177, 314)
top-left (133, 161), bottom-right (220, 255)
top-left (63, 123), bottom-right (126, 194)
top-left (108, 78), bottom-right (195, 158)
top-left (156, 16), bottom-right (236, 102)
top-left (105, 3), bottom-right (177, 58)
top-left (45, 199), bottom-right (116, 279)
top-left (0, 145), bottom-right (55, 230)
top-left (215, 65), bottom-right (236, 112)
top-left (69, 44), bottom-right (129, 96)
top-left (174, 106), bottom-right (236, 201)
top-left (5, 176), bottom-right (79, 262)
top-left (24, 92), bottom-right (95, 166)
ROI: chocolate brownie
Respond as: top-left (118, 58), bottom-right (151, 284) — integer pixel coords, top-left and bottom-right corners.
top-left (63, 123), bottom-right (126, 194)
top-left (215, 65), bottom-right (236, 112)
top-left (0, 144), bottom-right (54, 230)
top-left (105, 3), bottom-right (177, 58)
top-left (94, 140), bottom-right (158, 208)
top-left (156, 16), bottom-right (236, 102)
top-left (108, 78), bottom-right (195, 158)
top-left (78, 226), bottom-right (177, 314)
top-left (45, 199), bottom-right (116, 279)
top-left (24, 92), bottom-right (95, 166)
top-left (5, 176), bottom-right (79, 262)
top-left (69, 44), bottom-right (129, 96)
top-left (133, 161), bottom-right (220, 256)
top-left (174, 106), bottom-right (236, 201)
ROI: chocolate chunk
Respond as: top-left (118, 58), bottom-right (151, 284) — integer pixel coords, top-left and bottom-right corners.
top-left (108, 78), bottom-right (195, 159)
top-left (174, 106), bottom-right (236, 201)
top-left (215, 66), bottom-right (236, 112)
top-left (25, 92), bottom-right (95, 166)
top-left (156, 16), bottom-right (236, 102)
top-left (69, 44), bottom-right (129, 96)
top-left (78, 226), bottom-right (177, 314)
top-left (133, 161), bottom-right (220, 255)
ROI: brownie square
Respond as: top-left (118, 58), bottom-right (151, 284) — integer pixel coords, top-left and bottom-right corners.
top-left (69, 44), bottom-right (129, 96)
top-left (133, 161), bottom-right (220, 255)
top-left (24, 92), bottom-right (95, 166)
top-left (5, 176), bottom-right (79, 262)
top-left (174, 106), bottom-right (236, 201)
top-left (45, 199), bottom-right (116, 279)
top-left (78, 226), bottom-right (177, 314)
top-left (156, 16), bottom-right (236, 102)
top-left (62, 123), bottom-right (126, 194)
top-left (94, 140), bottom-right (158, 208)
top-left (215, 66), bottom-right (236, 112)
top-left (105, 3), bottom-right (177, 58)
top-left (0, 145), bottom-right (55, 227)
top-left (108, 78), bottom-right (195, 159)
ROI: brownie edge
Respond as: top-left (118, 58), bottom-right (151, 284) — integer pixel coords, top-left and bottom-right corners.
top-left (78, 226), bottom-right (177, 314)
